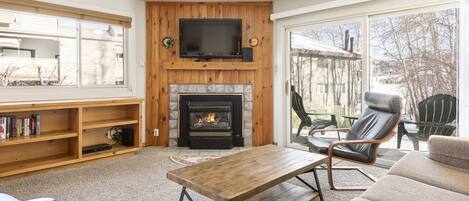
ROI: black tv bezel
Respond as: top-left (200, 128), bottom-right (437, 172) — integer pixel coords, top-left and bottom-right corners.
top-left (179, 19), bottom-right (243, 59)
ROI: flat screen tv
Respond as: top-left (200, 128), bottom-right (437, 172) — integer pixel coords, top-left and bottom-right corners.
top-left (179, 19), bottom-right (242, 59)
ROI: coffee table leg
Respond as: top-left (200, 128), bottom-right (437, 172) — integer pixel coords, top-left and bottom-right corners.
top-left (179, 186), bottom-right (193, 201)
top-left (313, 169), bottom-right (324, 201)
top-left (296, 169), bottom-right (324, 201)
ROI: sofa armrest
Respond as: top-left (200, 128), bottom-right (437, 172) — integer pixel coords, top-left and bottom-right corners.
top-left (428, 135), bottom-right (469, 170)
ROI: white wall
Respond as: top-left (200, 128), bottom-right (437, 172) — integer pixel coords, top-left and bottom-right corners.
top-left (273, 0), bottom-right (332, 13)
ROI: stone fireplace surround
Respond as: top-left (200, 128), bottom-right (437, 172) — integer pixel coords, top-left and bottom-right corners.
top-left (168, 84), bottom-right (253, 147)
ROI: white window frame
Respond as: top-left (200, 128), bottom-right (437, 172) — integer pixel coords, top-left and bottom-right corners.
top-left (0, 8), bottom-right (136, 102)
top-left (273, 0), bottom-right (464, 147)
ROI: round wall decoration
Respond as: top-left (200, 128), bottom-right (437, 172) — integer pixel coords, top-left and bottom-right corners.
top-left (249, 37), bottom-right (259, 47)
top-left (162, 36), bottom-right (175, 49)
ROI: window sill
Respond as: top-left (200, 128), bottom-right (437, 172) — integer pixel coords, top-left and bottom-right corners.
top-left (0, 87), bottom-right (135, 103)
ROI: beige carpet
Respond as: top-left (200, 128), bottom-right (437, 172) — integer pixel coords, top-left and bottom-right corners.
top-left (0, 147), bottom-right (387, 201)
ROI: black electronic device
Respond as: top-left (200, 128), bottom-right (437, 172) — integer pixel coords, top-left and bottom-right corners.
top-left (82, 143), bottom-right (112, 154)
top-left (179, 19), bottom-right (242, 59)
top-left (121, 128), bottom-right (134, 147)
top-left (242, 48), bottom-right (253, 62)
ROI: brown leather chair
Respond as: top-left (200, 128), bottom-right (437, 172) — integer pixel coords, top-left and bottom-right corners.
top-left (306, 92), bottom-right (401, 191)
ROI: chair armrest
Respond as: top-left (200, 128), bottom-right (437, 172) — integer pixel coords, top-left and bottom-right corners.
top-left (342, 115), bottom-right (359, 120)
top-left (400, 120), bottom-right (454, 128)
top-left (327, 139), bottom-right (382, 158)
top-left (309, 128), bottom-right (350, 136)
top-left (428, 136), bottom-right (469, 170)
top-left (307, 112), bottom-right (335, 116)
top-left (400, 119), bottom-right (417, 124)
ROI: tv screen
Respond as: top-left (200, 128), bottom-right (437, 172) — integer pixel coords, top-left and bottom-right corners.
top-left (179, 19), bottom-right (242, 59)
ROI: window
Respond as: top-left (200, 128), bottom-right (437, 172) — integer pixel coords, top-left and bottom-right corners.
top-left (288, 21), bottom-right (364, 145)
top-left (370, 8), bottom-right (459, 119)
top-left (290, 21), bottom-right (363, 120)
top-left (80, 22), bottom-right (125, 86)
top-left (0, 9), bottom-right (126, 87)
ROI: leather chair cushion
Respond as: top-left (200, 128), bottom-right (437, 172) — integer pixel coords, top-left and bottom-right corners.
top-left (306, 136), bottom-right (370, 163)
top-left (345, 108), bottom-right (400, 158)
top-left (364, 92), bottom-right (401, 113)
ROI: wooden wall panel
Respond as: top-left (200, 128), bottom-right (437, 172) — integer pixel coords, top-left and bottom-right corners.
top-left (146, 2), bottom-right (273, 146)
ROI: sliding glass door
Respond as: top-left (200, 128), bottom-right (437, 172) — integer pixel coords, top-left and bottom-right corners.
top-left (284, 5), bottom-right (460, 151)
top-left (286, 19), bottom-right (365, 149)
top-left (369, 7), bottom-right (459, 151)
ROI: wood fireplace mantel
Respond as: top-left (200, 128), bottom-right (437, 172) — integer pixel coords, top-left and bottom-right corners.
top-left (146, 2), bottom-right (273, 147)
top-left (163, 61), bottom-right (258, 71)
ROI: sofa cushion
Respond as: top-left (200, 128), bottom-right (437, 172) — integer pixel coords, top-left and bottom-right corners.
top-left (388, 151), bottom-right (469, 195)
top-left (358, 175), bottom-right (469, 201)
top-left (428, 136), bottom-right (469, 170)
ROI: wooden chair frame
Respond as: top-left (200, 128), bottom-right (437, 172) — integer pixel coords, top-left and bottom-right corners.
top-left (309, 122), bottom-right (398, 191)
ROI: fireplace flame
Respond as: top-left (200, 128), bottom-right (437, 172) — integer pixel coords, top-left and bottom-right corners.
top-left (206, 113), bottom-right (216, 123)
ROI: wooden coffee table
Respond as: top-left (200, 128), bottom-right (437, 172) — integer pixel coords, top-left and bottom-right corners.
top-left (167, 145), bottom-right (327, 201)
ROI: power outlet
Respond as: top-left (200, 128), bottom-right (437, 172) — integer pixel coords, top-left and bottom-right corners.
top-left (153, 129), bottom-right (159, 137)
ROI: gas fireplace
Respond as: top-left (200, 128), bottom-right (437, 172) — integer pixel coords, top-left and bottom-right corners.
top-left (179, 95), bottom-right (243, 149)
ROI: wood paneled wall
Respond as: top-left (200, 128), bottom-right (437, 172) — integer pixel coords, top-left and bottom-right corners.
top-left (146, 2), bottom-right (273, 146)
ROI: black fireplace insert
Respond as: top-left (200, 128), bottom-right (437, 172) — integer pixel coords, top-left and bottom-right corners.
top-left (179, 95), bottom-right (243, 149)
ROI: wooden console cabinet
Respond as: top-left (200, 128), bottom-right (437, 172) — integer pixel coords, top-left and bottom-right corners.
top-left (0, 98), bottom-right (142, 178)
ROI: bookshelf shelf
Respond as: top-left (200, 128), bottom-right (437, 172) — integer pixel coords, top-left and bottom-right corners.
top-left (83, 145), bottom-right (140, 160)
top-left (83, 119), bottom-right (139, 130)
top-left (0, 154), bottom-right (76, 178)
top-left (0, 98), bottom-right (142, 178)
top-left (0, 130), bottom-right (78, 148)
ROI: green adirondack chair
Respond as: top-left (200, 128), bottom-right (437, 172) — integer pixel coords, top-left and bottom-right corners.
top-left (397, 94), bottom-right (457, 150)
top-left (291, 86), bottom-right (338, 136)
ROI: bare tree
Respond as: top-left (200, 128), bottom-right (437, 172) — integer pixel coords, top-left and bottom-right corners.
top-left (371, 9), bottom-right (458, 117)
top-left (0, 64), bottom-right (19, 86)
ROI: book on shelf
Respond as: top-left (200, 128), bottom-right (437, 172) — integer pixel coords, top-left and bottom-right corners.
top-left (5, 116), bottom-right (10, 139)
top-left (10, 116), bottom-right (17, 138)
top-left (0, 117), bottom-right (6, 140)
top-left (23, 118), bottom-right (30, 137)
top-left (16, 118), bottom-right (23, 137)
top-left (32, 114), bottom-right (41, 135)
top-left (0, 114), bottom-right (41, 141)
top-left (31, 117), bottom-right (35, 136)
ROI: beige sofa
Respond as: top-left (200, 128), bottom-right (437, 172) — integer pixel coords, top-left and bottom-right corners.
top-left (352, 136), bottom-right (469, 201)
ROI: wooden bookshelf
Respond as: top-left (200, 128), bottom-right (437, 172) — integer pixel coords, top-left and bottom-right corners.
top-left (0, 98), bottom-right (143, 178)
top-left (82, 144), bottom-right (140, 160)
top-left (0, 154), bottom-right (77, 178)
top-left (83, 119), bottom-right (138, 129)
top-left (0, 130), bottom-right (78, 148)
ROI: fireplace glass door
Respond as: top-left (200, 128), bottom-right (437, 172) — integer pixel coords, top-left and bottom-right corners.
top-left (190, 112), bottom-right (232, 130)
top-left (188, 101), bottom-right (233, 131)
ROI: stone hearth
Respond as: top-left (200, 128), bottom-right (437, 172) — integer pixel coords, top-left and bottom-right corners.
top-left (168, 84), bottom-right (253, 147)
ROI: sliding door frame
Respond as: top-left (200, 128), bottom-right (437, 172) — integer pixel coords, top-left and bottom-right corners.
top-left (273, 0), bottom-right (465, 147)
top-left (283, 17), bottom-right (368, 149)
